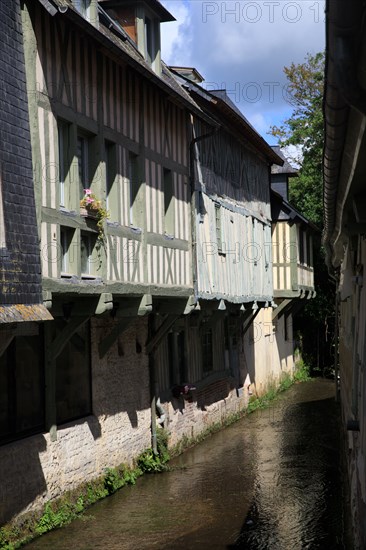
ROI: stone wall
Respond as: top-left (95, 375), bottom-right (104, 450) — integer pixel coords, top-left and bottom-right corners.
top-left (0, 307), bottom-right (296, 526)
top-left (0, 317), bottom-right (151, 525)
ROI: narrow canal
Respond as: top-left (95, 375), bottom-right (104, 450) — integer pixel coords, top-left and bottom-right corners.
top-left (28, 379), bottom-right (351, 549)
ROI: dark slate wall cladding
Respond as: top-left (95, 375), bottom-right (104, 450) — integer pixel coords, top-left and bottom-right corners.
top-left (0, 0), bottom-right (42, 305)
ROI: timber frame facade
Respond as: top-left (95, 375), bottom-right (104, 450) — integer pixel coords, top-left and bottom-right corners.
top-left (0, 0), bottom-right (315, 531)
top-left (324, 1), bottom-right (366, 547)
top-left (270, 148), bottom-right (316, 338)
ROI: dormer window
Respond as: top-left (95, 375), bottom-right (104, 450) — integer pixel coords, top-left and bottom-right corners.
top-left (74, 0), bottom-right (90, 19)
top-left (144, 16), bottom-right (160, 71)
top-left (145, 16), bottom-right (154, 64)
top-left (99, 1), bottom-right (175, 75)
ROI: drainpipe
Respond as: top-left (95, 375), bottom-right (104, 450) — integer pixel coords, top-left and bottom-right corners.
top-left (148, 314), bottom-right (158, 455)
top-left (156, 397), bottom-right (166, 428)
top-left (189, 123), bottom-right (219, 300)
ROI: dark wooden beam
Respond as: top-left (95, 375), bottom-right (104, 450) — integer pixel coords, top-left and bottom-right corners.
top-left (145, 315), bottom-right (178, 354)
top-left (0, 330), bottom-right (15, 358)
top-left (272, 299), bottom-right (292, 321)
top-left (50, 316), bottom-right (90, 360)
top-left (98, 318), bottom-right (133, 359)
top-left (242, 309), bottom-right (260, 336)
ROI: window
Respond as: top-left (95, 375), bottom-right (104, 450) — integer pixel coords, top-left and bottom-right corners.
top-left (145, 17), bottom-right (154, 65)
top-left (168, 331), bottom-right (186, 385)
top-left (58, 121), bottom-right (71, 208)
top-left (80, 231), bottom-right (97, 277)
top-left (215, 203), bottom-right (223, 253)
top-left (77, 134), bottom-right (89, 200)
top-left (164, 169), bottom-right (174, 236)
top-left (299, 228), bottom-right (305, 265)
top-left (143, 16), bottom-right (160, 73)
top-left (60, 226), bottom-right (75, 276)
top-left (56, 321), bottom-right (92, 425)
top-left (105, 141), bottom-right (118, 220)
top-left (202, 328), bottom-right (214, 374)
top-left (307, 232), bottom-right (312, 267)
top-left (0, 331), bottom-right (44, 443)
top-left (128, 152), bottom-right (140, 226)
top-left (285, 313), bottom-right (292, 342)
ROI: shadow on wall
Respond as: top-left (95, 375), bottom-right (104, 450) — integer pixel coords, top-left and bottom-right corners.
top-left (242, 323), bottom-right (256, 391)
top-left (196, 378), bottom-right (231, 410)
top-left (0, 434), bottom-right (47, 525)
top-left (91, 317), bottom-right (151, 430)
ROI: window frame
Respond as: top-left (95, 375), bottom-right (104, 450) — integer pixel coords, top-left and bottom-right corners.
top-left (163, 168), bottom-right (175, 237)
top-left (60, 226), bottom-right (76, 277)
top-left (128, 151), bottom-right (140, 227)
top-left (77, 133), bottom-right (89, 201)
top-left (58, 120), bottom-right (71, 209)
top-left (105, 140), bottom-right (118, 221)
top-left (215, 203), bottom-right (223, 254)
top-left (202, 327), bottom-right (214, 374)
top-left (55, 320), bottom-right (92, 426)
top-left (80, 230), bottom-right (98, 278)
top-left (0, 329), bottom-right (45, 445)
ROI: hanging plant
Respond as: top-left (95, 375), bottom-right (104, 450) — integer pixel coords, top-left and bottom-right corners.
top-left (80, 188), bottom-right (110, 241)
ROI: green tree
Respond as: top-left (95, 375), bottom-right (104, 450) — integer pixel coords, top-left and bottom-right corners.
top-left (270, 52), bottom-right (324, 227)
top-left (270, 52), bottom-right (335, 374)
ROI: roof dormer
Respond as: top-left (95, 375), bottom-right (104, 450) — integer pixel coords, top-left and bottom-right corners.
top-left (98, 0), bottom-right (175, 75)
top-left (73, 0), bottom-right (98, 26)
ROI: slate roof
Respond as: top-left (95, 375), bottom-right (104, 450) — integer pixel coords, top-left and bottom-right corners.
top-left (168, 70), bottom-right (283, 166)
top-left (271, 189), bottom-right (319, 231)
top-left (38, 0), bottom-right (213, 124)
top-left (270, 146), bottom-right (298, 175)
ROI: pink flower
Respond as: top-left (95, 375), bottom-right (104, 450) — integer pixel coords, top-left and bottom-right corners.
top-left (84, 188), bottom-right (92, 195)
top-left (86, 197), bottom-right (94, 204)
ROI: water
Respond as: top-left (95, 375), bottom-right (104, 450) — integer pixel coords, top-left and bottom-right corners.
top-left (27, 379), bottom-right (351, 549)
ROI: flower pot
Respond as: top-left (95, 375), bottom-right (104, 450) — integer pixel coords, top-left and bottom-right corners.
top-left (80, 207), bottom-right (98, 220)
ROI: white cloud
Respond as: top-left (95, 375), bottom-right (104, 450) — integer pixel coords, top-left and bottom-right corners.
top-left (160, 2), bottom-right (193, 66)
top-left (160, 1), bottom-right (325, 139)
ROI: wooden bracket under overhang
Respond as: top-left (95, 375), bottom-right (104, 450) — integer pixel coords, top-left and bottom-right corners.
top-left (95, 293), bottom-right (114, 315)
top-left (98, 317), bottom-right (134, 360)
top-left (272, 299), bottom-right (292, 321)
top-left (145, 314), bottom-right (179, 354)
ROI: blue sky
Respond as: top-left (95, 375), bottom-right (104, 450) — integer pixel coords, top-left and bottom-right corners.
top-left (160, 1), bottom-right (325, 143)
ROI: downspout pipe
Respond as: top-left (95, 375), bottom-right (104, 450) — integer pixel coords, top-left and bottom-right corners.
top-left (189, 125), bottom-right (220, 302)
top-left (148, 315), bottom-right (158, 455)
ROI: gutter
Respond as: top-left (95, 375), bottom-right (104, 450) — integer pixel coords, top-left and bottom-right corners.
top-left (322, 0), bottom-right (364, 268)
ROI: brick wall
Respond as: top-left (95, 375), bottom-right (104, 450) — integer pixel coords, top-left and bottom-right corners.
top-left (0, 0), bottom-right (42, 305)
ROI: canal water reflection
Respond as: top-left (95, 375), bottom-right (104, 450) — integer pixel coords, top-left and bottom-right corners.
top-left (27, 379), bottom-right (350, 549)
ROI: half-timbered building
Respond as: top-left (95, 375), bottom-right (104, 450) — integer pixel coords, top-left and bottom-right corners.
top-left (0, 0), bottom-right (315, 531)
top-left (0, 0), bottom-right (209, 525)
top-left (163, 69), bottom-right (298, 407)
top-left (324, 1), bottom-right (366, 546)
top-left (270, 147), bottom-right (317, 372)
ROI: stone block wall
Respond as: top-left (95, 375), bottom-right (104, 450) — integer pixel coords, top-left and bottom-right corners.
top-left (0, 316), bottom-right (151, 525)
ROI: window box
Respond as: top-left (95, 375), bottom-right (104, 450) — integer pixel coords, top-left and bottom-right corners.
top-left (80, 206), bottom-right (98, 220)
